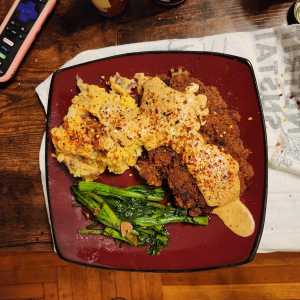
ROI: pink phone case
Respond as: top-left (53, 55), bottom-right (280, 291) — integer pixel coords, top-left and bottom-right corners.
top-left (0, 0), bottom-right (57, 83)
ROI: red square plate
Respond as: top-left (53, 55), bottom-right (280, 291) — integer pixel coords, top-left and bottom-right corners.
top-left (46, 51), bottom-right (267, 271)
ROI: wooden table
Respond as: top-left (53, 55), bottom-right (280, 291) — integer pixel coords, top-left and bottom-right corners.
top-left (0, 0), bottom-right (299, 299)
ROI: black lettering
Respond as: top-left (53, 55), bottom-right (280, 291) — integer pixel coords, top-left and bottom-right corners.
top-left (284, 56), bottom-right (300, 72)
top-left (260, 77), bottom-right (278, 92)
top-left (256, 44), bottom-right (277, 62)
top-left (284, 73), bottom-right (300, 88)
top-left (287, 113), bottom-right (300, 134)
top-left (295, 56), bottom-right (300, 71)
top-left (259, 61), bottom-right (278, 74)
top-left (283, 44), bottom-right (300, 52)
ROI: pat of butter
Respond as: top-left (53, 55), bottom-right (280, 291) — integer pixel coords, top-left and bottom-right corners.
top-left (91, 0), bottom-right (112, 11)
top-left (213, 200), bottom-right (255, 237)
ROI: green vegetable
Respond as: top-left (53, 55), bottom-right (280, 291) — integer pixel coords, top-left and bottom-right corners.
top-left (136, 226), bottom-right (169, 255)
top-left (103, 196), bottom-right (208, 226)
top-left (103, 227), bottom-right (137, 245)
top-left (73, 181), bottom-right (208, 256)
top-left (79, 228), bottom-right (103, 235)
top-left (78, 181), bottom-right (164, 202)
top-left (104, 196), bottom-right (166, 221)
top-left (133, 215), bottom-right (208, 227)
top-left (72, 187), bottom-right (121, 230)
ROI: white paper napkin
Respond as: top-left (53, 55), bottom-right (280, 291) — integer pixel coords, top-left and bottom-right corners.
top-left (37, 25), bottom-right (300, 253)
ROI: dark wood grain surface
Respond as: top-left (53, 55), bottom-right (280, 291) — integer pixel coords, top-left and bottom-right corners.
top-left (1, 251), bottom-right (300, 299)
top-left (0, 0), bottom-right (294, 251)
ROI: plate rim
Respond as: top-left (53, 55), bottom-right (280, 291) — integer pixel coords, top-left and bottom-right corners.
top-left (45, 50), bottom-right (268, 272)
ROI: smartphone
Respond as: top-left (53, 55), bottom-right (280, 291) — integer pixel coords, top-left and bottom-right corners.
top-left (0, 0), bottom-right (56, 83)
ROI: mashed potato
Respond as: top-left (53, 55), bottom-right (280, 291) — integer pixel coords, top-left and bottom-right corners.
top-left (51, 75), bottom-right (142, 180)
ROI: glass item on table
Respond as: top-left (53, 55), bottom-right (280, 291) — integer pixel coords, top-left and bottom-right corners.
top-left (91, 0), bottom-right (128, 17)
top-left (154, 0), bottom-right (186, 6)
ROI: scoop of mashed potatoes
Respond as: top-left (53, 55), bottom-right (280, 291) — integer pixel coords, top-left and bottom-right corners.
top-left (51, 75), bottom-right (142, 180)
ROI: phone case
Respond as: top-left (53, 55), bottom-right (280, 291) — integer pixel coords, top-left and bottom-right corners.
top-left (0, 0), bottom-right (57, 83)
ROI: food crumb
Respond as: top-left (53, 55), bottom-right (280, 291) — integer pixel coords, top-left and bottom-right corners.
top-left (248, 117), bottom-right (253, 121)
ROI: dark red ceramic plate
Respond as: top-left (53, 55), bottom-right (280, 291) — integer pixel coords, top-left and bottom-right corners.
top-left (46, 51), bottom-right (267, 271)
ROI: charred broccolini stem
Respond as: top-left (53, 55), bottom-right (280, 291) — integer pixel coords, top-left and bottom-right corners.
top-left (78, 181), bottom-right (164, 202)
top-left (73, 181), bottom-right (208, 255)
